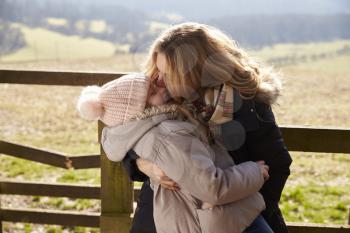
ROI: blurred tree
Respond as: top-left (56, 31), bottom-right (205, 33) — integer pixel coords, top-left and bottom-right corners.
top-left (0, 21), bottom-right (26, 55)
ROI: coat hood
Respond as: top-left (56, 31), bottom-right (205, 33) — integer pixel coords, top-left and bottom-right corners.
top-left (255, 69), bottom-right (282, 105)
top-left (101, 111), bottom-right (175, 162)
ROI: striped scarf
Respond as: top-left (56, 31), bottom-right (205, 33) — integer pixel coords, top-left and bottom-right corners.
top-left (191, 82), bottom-right (234, 137)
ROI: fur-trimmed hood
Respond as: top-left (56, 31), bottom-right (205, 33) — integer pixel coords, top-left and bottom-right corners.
top-left (101, 105), bottom-right (179, 162)
top-left (255, 70), bottom-right (282, 105)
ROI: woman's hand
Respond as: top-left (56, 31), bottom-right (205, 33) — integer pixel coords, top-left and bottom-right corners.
top-left (136, 158), bottom-right (180, 191)
top-left (257, 160), bottom-right (270, 181)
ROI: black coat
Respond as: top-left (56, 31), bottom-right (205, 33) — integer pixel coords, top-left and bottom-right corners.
top-left (122, 97), bottom-right (292, 233)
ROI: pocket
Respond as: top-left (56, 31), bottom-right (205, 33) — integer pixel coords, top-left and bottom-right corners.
top-left (196, 193), bottom-right (265, 233)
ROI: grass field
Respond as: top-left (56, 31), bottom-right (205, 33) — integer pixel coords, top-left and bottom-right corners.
top-left (250, 40), bottom-right (350, 59)
top-left (0, 37), bottom-right (350, 232)
top-left (0, 23), bottom-right (129, 63)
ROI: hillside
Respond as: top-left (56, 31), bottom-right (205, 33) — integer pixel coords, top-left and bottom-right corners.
top-left (0, 23), bottom-right (128, 63)
top-left (1, 0), bottom-right (350, 52)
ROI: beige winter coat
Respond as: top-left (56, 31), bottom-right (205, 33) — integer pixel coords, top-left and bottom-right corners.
top-left (101, 113), bottom-right (265, 233)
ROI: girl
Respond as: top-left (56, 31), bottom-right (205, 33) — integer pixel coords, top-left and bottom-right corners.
top-left (77, 73), bottom-right (271, 233)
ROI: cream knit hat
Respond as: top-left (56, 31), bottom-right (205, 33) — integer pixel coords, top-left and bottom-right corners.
top-left (77, 73), bottom-right (150, 126)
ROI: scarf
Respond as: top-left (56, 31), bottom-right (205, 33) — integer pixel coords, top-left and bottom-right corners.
top-left (191, 82), bottom-right (234, 138)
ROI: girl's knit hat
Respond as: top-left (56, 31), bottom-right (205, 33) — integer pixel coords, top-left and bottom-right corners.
top-left (77, 73), bottom-right (150, 126)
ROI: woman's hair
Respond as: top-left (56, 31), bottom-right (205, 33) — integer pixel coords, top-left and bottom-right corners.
top-left (143, 22), bottom-right (281, 105)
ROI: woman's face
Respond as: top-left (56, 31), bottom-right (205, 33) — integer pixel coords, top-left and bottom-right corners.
top-left (146, 53), bottom-right (171, 106)
top-left (156, 52), bottom-right (168, 81)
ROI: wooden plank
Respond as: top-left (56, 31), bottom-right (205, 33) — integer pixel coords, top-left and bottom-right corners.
top-left (99, 121), bottom-right (133, 233)
top-left (0, 141), bottom-right (100, 169)
top-left (287, 222), bottom-right (350, 233)
top-left (0, 179), bottom-right (142, 201)
top-left (0, 207), bottom-right (100, 228)
top-left (0, 180), bottom-right (100, 199)
top-left (280, 126), bottom-right (350, 153)
top-left (3, 183), bottom-right (144, 202)
top-left (0, 141), bottom-right (70, 169)
top-left (0, 180), bottom-right (144, 201)
top-left (70, 155), bottom-right (100, 169)
top-left (0, 69), bottom-right (127, 86)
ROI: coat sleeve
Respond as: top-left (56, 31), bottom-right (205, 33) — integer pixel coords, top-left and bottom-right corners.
top-left (229, 100), bottom-right (292, 233)
top-left (245, 102), bottom-right (292, 204)
top-left (121, 150), bottom-right (149, 182)
top-left (154, 133), bottom-right (265, 205)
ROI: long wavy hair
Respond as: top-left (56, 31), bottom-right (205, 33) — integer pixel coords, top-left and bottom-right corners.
top-left (143, 22), bottom-right (282, 105)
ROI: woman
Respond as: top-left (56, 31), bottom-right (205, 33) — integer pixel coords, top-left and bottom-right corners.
top-left (77, 73), bottom-right (271, 233)
top-left (123, 22), bottom-right (292, 233)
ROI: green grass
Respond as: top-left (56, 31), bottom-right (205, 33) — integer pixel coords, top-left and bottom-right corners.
top-left (30, 196), bottom-right (99, 211)
top-left (281, 152), bottom-right (350, 224)
top-left (281, 185), bottom-right (350, 224)
top-left (0, 39), bottom-right (350, 232)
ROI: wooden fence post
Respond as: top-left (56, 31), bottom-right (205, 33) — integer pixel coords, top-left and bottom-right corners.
top-left (99, 122), bottom-right (133, 233)
top-left (0, 184), bottom-right (2, 233)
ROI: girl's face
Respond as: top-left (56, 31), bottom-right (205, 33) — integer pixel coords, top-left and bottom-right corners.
top-left (147, 85), bottom-right (169, 106)
top-left (146, 53), bottom-right (171, 106)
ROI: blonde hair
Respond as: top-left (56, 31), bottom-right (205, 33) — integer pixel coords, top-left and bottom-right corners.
top-left (143, 22), bottom-right (281, 104)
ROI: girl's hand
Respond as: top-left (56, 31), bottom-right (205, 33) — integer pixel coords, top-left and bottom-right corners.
top-left (257, 160), bottom-right (270, 181)
top-left (201, 202), bottom-right (215, 210)
top-left (136, 158), bottom-right (180, 191)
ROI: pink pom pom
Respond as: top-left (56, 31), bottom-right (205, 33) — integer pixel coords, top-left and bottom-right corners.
top-left (77, 86), bottom-right (103, 120)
